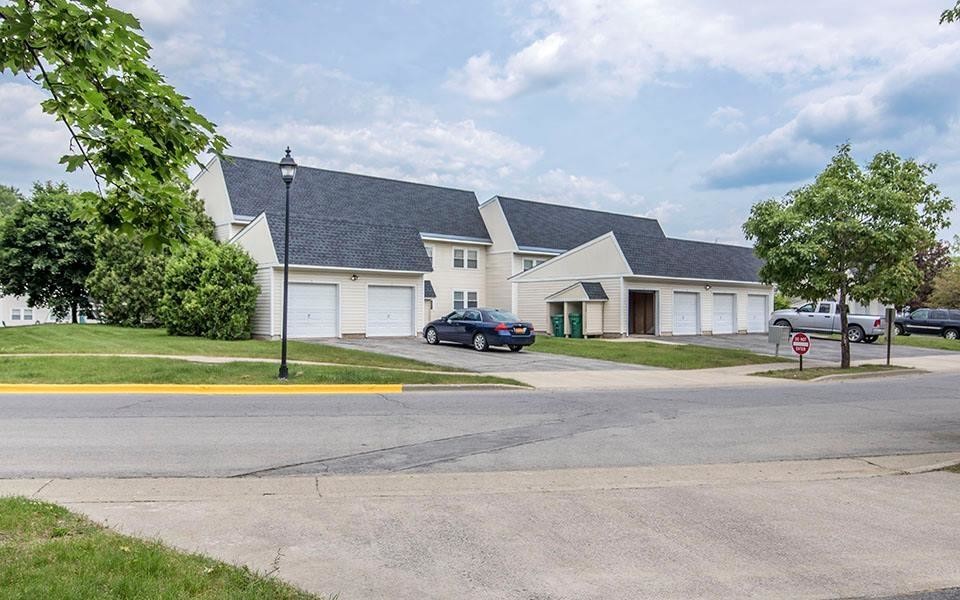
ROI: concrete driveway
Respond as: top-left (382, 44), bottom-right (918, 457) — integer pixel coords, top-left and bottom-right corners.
top-left (322, 336), bottom-right (654, 373)
top-left (678, 333), bottom-right (950, 364)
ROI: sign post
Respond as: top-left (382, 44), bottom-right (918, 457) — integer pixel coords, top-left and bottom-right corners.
top-left (791, 332), bottom-right (811, 371)
top-left (885, 307), bottom-right (896, 367)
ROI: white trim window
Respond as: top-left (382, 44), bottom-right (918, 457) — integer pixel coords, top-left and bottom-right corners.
top-left (10, 308), bottom-right (21, 321)
top-left (424, 245), bottom-right (434, 268)
top-left (522, 257), bottom-right (546, 271)
top-left (453, 248), bottom-right (478, 269)
top-left (23, 308), bottom-right (33, 321)
top-left (453, 290), bottom-right (478, 310)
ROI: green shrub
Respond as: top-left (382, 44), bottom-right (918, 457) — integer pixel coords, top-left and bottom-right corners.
top-left (160, 237), bottom-right (259, 340)
top-left (87, 231), bottom-right (167, 327)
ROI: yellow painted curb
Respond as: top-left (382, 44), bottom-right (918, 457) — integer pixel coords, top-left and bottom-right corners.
top-left (0, 384), bottom-right (403, 395)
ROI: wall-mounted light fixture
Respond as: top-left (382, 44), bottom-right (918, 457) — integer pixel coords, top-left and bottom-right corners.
top-left (704, 284), bottom-right (712, 291)
top-left (351, 274), bottom-right (359, 281)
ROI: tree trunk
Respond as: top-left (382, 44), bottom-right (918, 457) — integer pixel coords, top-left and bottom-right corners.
top-left (838, 287), bottom-right (850, 369)
top-left (71, 304), bottom-right (78, 324)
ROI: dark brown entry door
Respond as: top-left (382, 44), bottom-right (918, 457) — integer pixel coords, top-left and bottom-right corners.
top-left (630, 291), bottom-right (655, 335)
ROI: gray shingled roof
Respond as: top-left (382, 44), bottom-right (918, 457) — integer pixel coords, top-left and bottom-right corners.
top-left (580, 282), bottom-right (609, 300)
top-left (496, 196), bottom-right (664, 252)
top-left (615, 232), bottom-right (763, 282)
top-left (424, 280), bottom-right (436, 298)
top-left (221, 156), bottom-right (490, 241)
top-left (263, 212), bottom-right (432, 272)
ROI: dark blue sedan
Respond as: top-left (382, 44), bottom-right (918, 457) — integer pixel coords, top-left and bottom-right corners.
top-left (423, 308), bottom-right (536, 352)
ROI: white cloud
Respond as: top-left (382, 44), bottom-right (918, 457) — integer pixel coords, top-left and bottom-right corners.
top-left (447, 0), bottom-right (954, 102)
top-left (220, 118), bottom-right (542, 193)
top-left (702, 42), bottom-right (960, 189)
top-left (708, 106), bottom-right (746, 134)
top-left (0, 83), bottom-right (71, 168)
top-left (112, 0), bottom-right (195, 28)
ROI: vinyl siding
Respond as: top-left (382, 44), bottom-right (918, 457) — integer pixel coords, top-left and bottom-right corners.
top-left (424, 240), bottom-right (487, 315)
top-left (271, 268), bottom-right (423, 337)
top-left (516, 277), bottom-right (623, 334)
top-left (478, 199), bottom-right (518, 251)
top-left (251, 268), bottom-right (273, 337)
top-left (624, 278), bottom-right (773, 335)
top-left (0, 295), bottom-right (58, 326)
top-left (511, 234), bottom-right (630, 281)
top-left (230, 215), bottom-right (279, 266)
top-left (485, 252), bottom-right (514, 310)
top-left (193, 158), bottom-right (234, 241)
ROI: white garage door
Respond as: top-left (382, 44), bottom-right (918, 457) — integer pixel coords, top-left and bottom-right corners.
top-left (367, 286), bottom-right (414, 337)
top-left (673, 292), bottom-right (699, 335)
top-left (288, 283), bottom-right (338, 338)
top-left (712, 293), bottom-right (736, 334)
top-left (747, 294), bottom-right (769, 333)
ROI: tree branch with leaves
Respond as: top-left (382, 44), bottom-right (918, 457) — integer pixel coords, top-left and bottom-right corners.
top-left (0, 0), bottom-right (228, 248)
top-left (744, 144), bottom-right (953, 368)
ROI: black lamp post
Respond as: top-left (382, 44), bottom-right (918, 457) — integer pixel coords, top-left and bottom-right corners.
top-left (278, 147), bottom-right (297, 380)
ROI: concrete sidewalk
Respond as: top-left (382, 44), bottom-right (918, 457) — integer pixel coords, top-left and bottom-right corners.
top-left (4, 452), bottom-right (960, 600)
top-left (501, 352), bottom-right (960, 390)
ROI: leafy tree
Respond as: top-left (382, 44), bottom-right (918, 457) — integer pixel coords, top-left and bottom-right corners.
top-left (744, 145), bottom-right (953, 368)
top-left (942, 1), bottom-right (960, 23)
top-left (159, 237), bottom-right (259, 340)
top-left (0, 0), bottom-right (227, 247)
top-left (86, 229), bottom-right (166, 327)
top-left (907, 240), bottom-right (952, 309)
top-left (0, 182), bottom-right (95, 322)
top-left (929, 265), bottom-right (960, 307)
top-left (773, 291), bottom-right (793, 310)
top-left (86, 189), bottom-right (216, 326)
top-left (0, 184), bottom-right (23, 219)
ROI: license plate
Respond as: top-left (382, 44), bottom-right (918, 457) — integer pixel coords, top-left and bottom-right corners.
top-left (513, 327), bottom-right (526, 334)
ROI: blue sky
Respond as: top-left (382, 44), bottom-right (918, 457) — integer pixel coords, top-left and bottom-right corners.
top-left (2, 0), bottom-right (960, 243)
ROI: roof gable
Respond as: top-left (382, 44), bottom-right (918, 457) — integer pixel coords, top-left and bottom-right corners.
top-left (262, 212), bottom-right (433, 272)
top-left (545, 281), bottom-right (609, 302)
top-left (220, 156), bottom-right (490, 242)
top-left (615, 232), bottom-right (763, 282)
top-left (495, 196), bottom-right (664, 252)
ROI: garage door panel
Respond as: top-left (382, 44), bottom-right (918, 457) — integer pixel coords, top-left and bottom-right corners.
top-left (673, 292), bottom-right (699, 336)
top-left (368, 286), bottom-right (414, 337)
top-left (289, 283), bottom-right (338, 338)
top-left (713, 293), bottom-right (736, 335)
top-left (747, 294), bottom-right (769, 333)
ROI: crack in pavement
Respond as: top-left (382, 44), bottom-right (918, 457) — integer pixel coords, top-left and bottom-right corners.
top-left (230, 408), bottom-right (649, 477)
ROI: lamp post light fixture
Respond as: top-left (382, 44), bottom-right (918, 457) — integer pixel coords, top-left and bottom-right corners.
top-left (278, 147), bottom-right (297, 380)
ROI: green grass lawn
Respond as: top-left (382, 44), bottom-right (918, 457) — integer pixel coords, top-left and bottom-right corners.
top-left (0, 324), bottom-right (451, 371)
top-left (0, 496), bottom-right (322, 599)
top-left (0, 356), bottom-right (520, 386)
top-left (893, 334), bottom-right (960, 352)
top-left (753, 364), bottom-right (911, 381)
top-left (813, 332), bottom-right (960, 352)
top-left (531, 336), bottom-right (789, 369)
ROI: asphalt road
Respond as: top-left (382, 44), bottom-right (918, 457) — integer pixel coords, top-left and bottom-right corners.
top-left (2, 372), bottom-right (958, 478)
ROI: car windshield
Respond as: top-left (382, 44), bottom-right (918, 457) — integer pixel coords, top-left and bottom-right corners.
top-left (485, 310), bottom-right (520, 322)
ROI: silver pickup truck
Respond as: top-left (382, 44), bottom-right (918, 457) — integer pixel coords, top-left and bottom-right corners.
top-left (768, 300), bottom-right (886, 343)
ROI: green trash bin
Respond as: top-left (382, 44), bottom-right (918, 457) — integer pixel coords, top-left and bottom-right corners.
top-left (551, 314), bottom-right (564, 337)
top-left (569, 313), bottom-right (583, 339)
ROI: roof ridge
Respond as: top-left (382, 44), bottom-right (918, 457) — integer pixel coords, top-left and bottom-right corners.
top-left (496, 195), bottom-right (661, 223)
top-left (613, 230), bottom-right (755, 251)
top-left (222, 155), bottom-right (479, 197)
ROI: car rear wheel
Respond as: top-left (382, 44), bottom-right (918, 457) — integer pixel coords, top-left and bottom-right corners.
top-left (773, 319), bottom-right (792, 331)
top-left (847, 325), bottom-right (865, 343)
top-left (944, 328), bottom-right (959, 340)
top-left (509, 345), bottom-right (523, 352)
top-left (894, 323), bottom-right (905, 336)
top-left (473, 333), bottom-right (489, 352)
top-left (425, 327), bottom-right (439, 345)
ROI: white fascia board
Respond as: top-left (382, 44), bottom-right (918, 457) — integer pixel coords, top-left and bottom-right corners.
top-left (623, 274), bottom-right (772, 287)
top-left (419, 233), bottom-right (492, 246)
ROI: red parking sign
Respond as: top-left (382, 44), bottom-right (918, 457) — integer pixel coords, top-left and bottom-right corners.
top-left (791, 332), bottom-right (811, 355)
